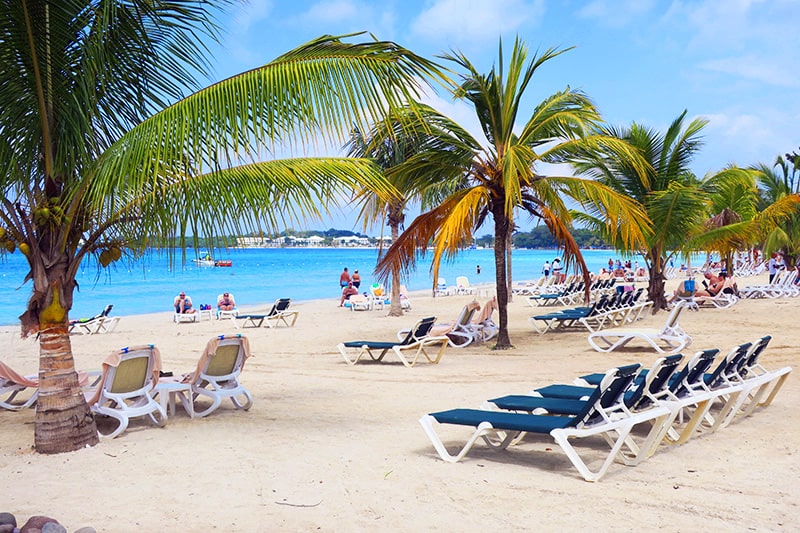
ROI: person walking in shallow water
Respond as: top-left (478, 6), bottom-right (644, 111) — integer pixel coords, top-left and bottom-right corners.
top-left (351, 269), bottom-right (361, 289)
top-left (542, 260), bottom-right (551, 278)
top-left (339, 267), bottom-right (351, 289)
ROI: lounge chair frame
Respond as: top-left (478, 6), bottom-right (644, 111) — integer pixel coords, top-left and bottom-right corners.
top-left (190, 334), bottom-right (253, 418)
top-left (86, 345), bottom-right (167, 439)
top-left (338, 316), bottom-right (449, 367)
top-left (587, 301), bottom-right (692, 353)
top-left (419, 364), bottom-right (671, 481)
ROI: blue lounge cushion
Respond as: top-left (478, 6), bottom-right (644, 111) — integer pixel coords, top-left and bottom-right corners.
top-left (430, 408), bottom-right (576, 433)
top-left (489, 395), bottom-right (588, 415)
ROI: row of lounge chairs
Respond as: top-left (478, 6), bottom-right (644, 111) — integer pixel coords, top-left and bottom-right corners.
top-left (2, 335), bottom-right (253, 439)
top-left (526, 278), bottom-right (618, 307)
top-left (740, 269), bottom-right (799, 299)
top-left (337, 299), bottom-right (501, 366)
top-left (530, 288), bottom-right (652, 335)
top-left (419, 335), bottom-right (791, 481)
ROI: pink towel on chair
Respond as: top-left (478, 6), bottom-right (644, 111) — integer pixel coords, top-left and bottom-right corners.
top-left (180, 335), bottom-right (251, 385)
top-left (0, 361), bottom-right (38, 387)
top-left (85, 345), bottom-right (162, 406)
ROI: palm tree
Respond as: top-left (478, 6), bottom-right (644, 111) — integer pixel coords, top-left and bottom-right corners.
top-left (572, 111), bottom-right (711, 310)
top-left (345, 105), bottom-right (469, 316)
top-left (690, 165), bottom-right (800, 271)
top-left (752, 156), bottom-right (800, 266)
top-left (373, 39), bottom-right (649, 349)
top-left (0, 1), bottom-right (443, 453)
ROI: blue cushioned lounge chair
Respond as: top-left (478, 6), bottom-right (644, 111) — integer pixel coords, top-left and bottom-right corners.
top-left (338, 316), bottom-right (449, 367)
top-left (419, 364), bottom-right (672, 481)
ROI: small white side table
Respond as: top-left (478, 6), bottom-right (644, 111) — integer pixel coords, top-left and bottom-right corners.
top-left (197, 308), bottom-right (214, 321)
top-left (154, 381), bottom-right (195, 419)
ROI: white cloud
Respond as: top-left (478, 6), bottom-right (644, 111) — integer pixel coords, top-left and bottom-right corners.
top-left (410, 0), bottom-right (545, 46)
top-left (699, 55), bottom-right (799, 88)
top-left (703, 109), bottom-right (799, 168)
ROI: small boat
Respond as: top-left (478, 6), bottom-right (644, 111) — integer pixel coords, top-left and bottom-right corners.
top-left (193, 252), bottom-right (232, 267)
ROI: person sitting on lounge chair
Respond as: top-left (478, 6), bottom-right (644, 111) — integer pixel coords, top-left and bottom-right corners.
top-left (174, 291), bottom-right (195, 314)
top-left (694, 271), bottom-right (723, 298)
top-left (217, 292), bottom-right (235, 312)
top-left (339, 282), bottom-right (359, 307)
top-left (667, 277), bottom-right (697, 304)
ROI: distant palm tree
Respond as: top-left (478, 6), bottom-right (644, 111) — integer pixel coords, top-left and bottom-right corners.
top-left (374, 39), bottom-right (649, 348)
top-left (0, 1), bottom-right (442, 453)
top-left (345, 106), bottom-right (466, 316)
top-left (751, 156), bottom-right (800, 266)
top-left (573, 111), bottom-right (710, 310)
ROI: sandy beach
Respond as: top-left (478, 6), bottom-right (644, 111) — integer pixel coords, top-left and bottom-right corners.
top-left (1, 275), bottom-right (798, 531)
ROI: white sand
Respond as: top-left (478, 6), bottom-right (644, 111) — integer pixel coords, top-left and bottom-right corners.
top-left (1, 276), bottom-right (798, 531)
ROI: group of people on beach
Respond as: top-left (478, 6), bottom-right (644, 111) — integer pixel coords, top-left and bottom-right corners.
top-left (540, 258), bottom-right (565, 282)
top-left (338, 267), bottom-right (363, 306)
top-left (173, 291), bottom-right (235, 315)
top-left (667, 270), bottom-right (740, 304)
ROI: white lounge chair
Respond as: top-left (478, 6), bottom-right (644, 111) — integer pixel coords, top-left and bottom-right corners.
top-left (182, 334), bottom-right (253, 418)
top-left (419, 364), bottom-right (671, 482)
top-left (84, 345), bottom-right (167, 438)
top-left (69, 304), bottom-right (115, 334)
top-left (347, 294), bottom-right (371, 311)
top-left (587, 301), bottom-right (692, 354)
top-left (338, 316), bottom-right (449, 367)
top-left (0, 361), bottom-right (38, 410)
top-left (455, 276), bottom-right (477, 295)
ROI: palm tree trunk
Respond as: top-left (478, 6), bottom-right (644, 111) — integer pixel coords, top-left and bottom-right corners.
top-left (506, 230), bottom-right (513, 303)
top-left (35, 324), bottom-right (99, 453)
top-left (387, 222), bottom-right (403, 317)
top-left (27, 270), bottom-right (99, 453)
top-left (492, 205), bottom-right (513, 349)
top-left (646, 249), bottom-right (667, 312)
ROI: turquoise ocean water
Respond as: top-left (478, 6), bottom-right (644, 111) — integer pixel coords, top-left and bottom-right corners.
top-left (0, 247), bottom-right (623, 326)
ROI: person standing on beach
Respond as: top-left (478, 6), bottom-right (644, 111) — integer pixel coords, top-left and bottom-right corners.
top-left (542, 260), bottom-right (551, 277)
top-left (552, 258), bottom-right (562, 281)
top-left (352, 269), bottom-right (361, 289)
top-left (767, 253), bottom-right (784, 283)
top-left (339, 267), bottom-right (351, 288)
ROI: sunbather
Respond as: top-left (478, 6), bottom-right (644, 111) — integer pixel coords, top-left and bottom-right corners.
top-left (217, 292), bottom-right (235, 311)
top-left (339, 282), bottom-right (359, 307)
top-left (174, 291), bottom-right (195, 314)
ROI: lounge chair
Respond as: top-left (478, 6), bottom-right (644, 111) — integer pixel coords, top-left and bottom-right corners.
top-left (173, 296), bottom-right (199, 323)
top-left (398, 285), bottom-right (412, 310)
top-left (346, 294), bottom-right (371, 311)
top-left (69, 304), bottom-right (116, 334)
top-left (234, 298), bottom-right (299, 328)
top-left (587, 300), bottom-right (692, 353)
top-left (338, 316), bottom-right (449, 367)
top-left (710, 336), bottom-right (792, 430)
top-left (455, 276), bottom-right (477, 295)
top-left (695, 289), bottom-right (738, 309)
top-left (397, 302), bottom-right (481, 347)
top-left (434, 278), bottom-right (449, 297)
top-left (419, 364), bottom-right (672, 481)
top-left (84, 345), bottom-right (167, 438)
top-left (0, 361), bottom-right (38, 410)
top-left (179, 334), bottom-right (253, 418)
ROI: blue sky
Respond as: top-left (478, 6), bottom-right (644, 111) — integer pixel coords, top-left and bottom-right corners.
top-left (204, 0), bottom-right (798, 234)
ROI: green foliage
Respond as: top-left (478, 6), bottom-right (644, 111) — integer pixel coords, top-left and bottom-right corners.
top-left (512, 226), bottom-right (609, 249)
